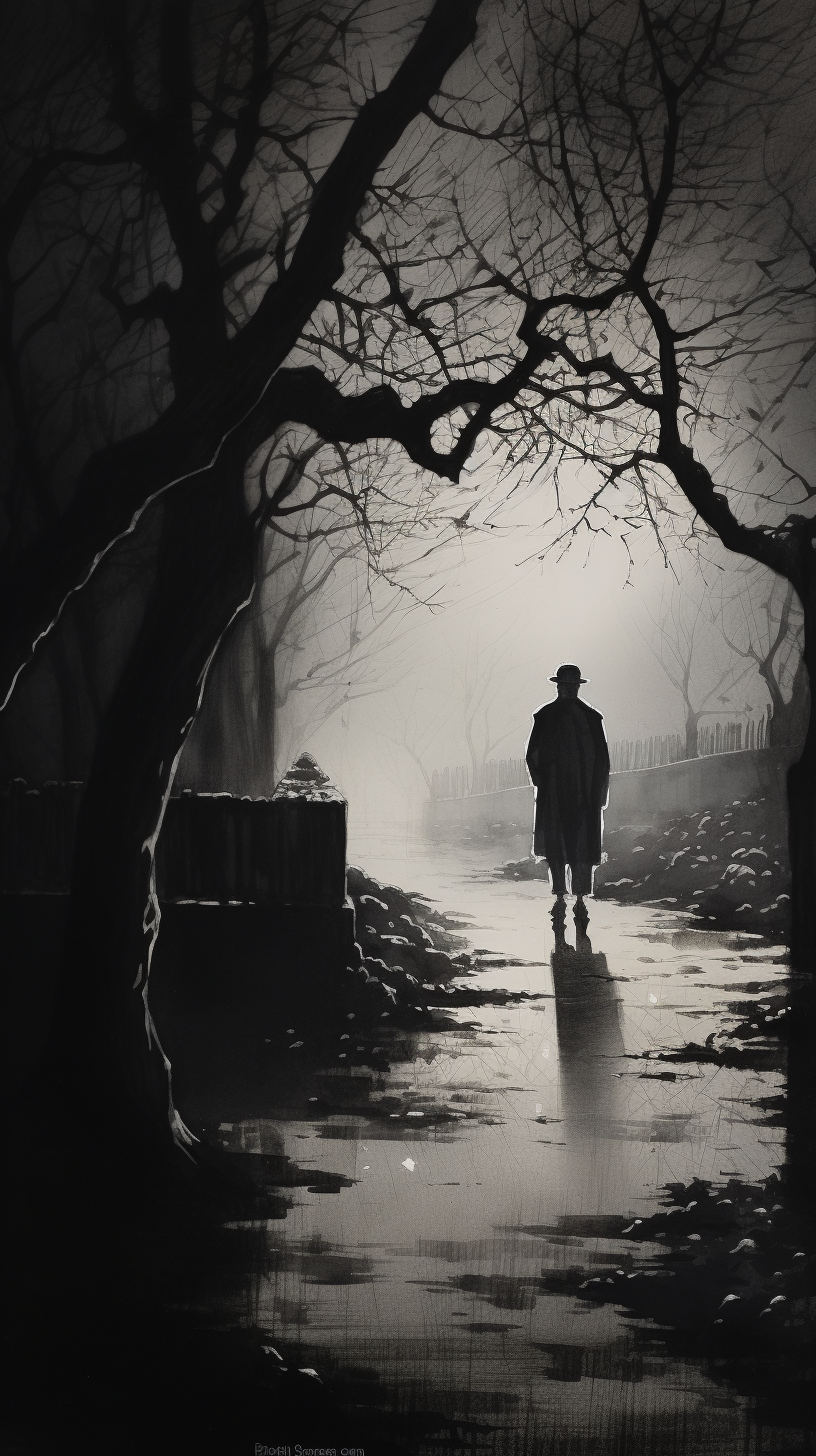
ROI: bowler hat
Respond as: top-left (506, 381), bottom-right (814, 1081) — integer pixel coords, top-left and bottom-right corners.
top-left (550, 663), bottom-right (588, 684)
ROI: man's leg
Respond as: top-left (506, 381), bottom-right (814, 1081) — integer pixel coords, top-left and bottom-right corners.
top-left (571, 862), bottom-right (593, 922)
top-left (570, 862), bottom-right (592, 895)
top-left (548, 859), bottom-right (567, 895)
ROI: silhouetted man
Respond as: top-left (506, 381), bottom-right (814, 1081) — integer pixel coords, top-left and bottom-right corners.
top-left (526, 664), bottom-right (610, 919)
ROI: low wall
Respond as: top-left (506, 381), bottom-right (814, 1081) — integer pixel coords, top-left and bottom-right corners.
top-left (1, 755), bottom-right (351, 909)
top-left (605, 746), bottom-right (796, 825)
top-left (155, 789), bottom-right (348, 907)
top-left (424, 747), bottom-right (798, 837)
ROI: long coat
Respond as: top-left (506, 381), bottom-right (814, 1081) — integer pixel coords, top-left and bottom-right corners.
top-left (525, 697), bottom-right (610, 864)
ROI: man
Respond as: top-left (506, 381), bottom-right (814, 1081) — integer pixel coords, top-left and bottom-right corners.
top-left (525, 663), bottom-right (610, 918)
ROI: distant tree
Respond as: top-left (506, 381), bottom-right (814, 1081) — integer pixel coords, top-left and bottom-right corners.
top-left (455, 630), bottom-right (523, 789)
top-left (179, 439), bottom-right (454, 793)
top-left (719, 567), bottom-right (808, 748)
top-left (382, 676), bottom-right (463, 797)
top-left (185, 527), bottom-right (413, 793)
top-left (641, 575), bottom-right (753, 759)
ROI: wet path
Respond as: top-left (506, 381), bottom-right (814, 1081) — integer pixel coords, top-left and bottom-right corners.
top-left (227, 834), bottom-right (790, 1453)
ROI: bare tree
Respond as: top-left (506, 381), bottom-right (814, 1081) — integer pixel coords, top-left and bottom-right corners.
top-left (3, 0), bottom-right (816, 1172)
top-left (640, 576), bottom-right (753, 759)
top-left (179, 438), bottom-right (457, 792)
top-left (454, 630), bottom-right (523, 789)
top-left (381, 677), bottom-right (463, 796)
top-left (271, 566), bottom-right (408, 779)
top-left (720, 566), bottom-right (808, 748)
top-left (1, 0), bottom-right (504, 1171)
top-left (269, 0), bottom-right (816, 951)
top-left (425, 0), bottom-right (815, 955)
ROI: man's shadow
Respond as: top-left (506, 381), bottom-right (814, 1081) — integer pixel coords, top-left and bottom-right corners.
top-left (550, 903), bottom-right (626, 1146)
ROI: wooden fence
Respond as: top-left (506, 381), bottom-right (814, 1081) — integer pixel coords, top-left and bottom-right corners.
top-left (612, 716), bottom-right (768, 771)
top-left (431, 758), bottom-right (528, 801)
top-left (430, 716), bottom-right (770, 800)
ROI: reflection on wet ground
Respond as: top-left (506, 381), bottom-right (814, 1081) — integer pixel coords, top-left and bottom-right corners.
top-left (196, 833), bottom-right (799, 1454)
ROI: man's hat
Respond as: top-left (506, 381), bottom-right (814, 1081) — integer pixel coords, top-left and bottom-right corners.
top-left (550, 662), bottom-right (588, 684)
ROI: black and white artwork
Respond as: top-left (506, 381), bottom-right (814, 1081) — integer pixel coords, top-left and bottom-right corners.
top-left (2, 3), bottom-right (814, 1454)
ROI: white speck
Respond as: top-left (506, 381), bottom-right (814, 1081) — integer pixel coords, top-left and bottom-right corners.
top-left (363, 1165), bottom-right (370, 1170)
top-left (406, 1111), bottom-right (424, 1117)
top-left (649, 994), bottom-right (658, 1004)
top-left (536, 1104), bottom-right (542, 1115)
top-left (719, 1294), bottom-right (740, 1306)
top-left (289, 1041), bottom-right (303, 1049)
top-left (541, 1046), bottom-right (550, 1059)
top-left (402, 1157), bottom-right (416, 1172)
top-left (286, 1029), bottom-right (295, 1035)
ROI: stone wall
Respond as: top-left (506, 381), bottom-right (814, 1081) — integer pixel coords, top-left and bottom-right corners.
top-left (423, 746), bottom-right (798, 838)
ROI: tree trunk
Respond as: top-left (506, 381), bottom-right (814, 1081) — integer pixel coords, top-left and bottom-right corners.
top-left (761, 663), bottom-right (788, 748)
top-left (768, 652), bottom-right (810, 748)
top-left (47, 443), bottom-right (257, 1175)
top-left (684, 707), bottom-right (700, 760)
top-left (786, 553), bottom-right (815, 969)
top-left (254, 613), bottom-right (276, 792)
top-left (0, 0), bottom-right (484, 712)
top-left (207, 617), bottom-right (256, 794)
top-left (47, 604), bottom-right (98, 781)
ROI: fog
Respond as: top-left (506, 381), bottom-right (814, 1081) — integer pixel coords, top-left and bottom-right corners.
top-left (278, 484), bottom-right (774, 832)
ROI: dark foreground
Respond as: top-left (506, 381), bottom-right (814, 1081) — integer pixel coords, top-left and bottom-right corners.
top-left (2, 840), bottom-right (814, 1455)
